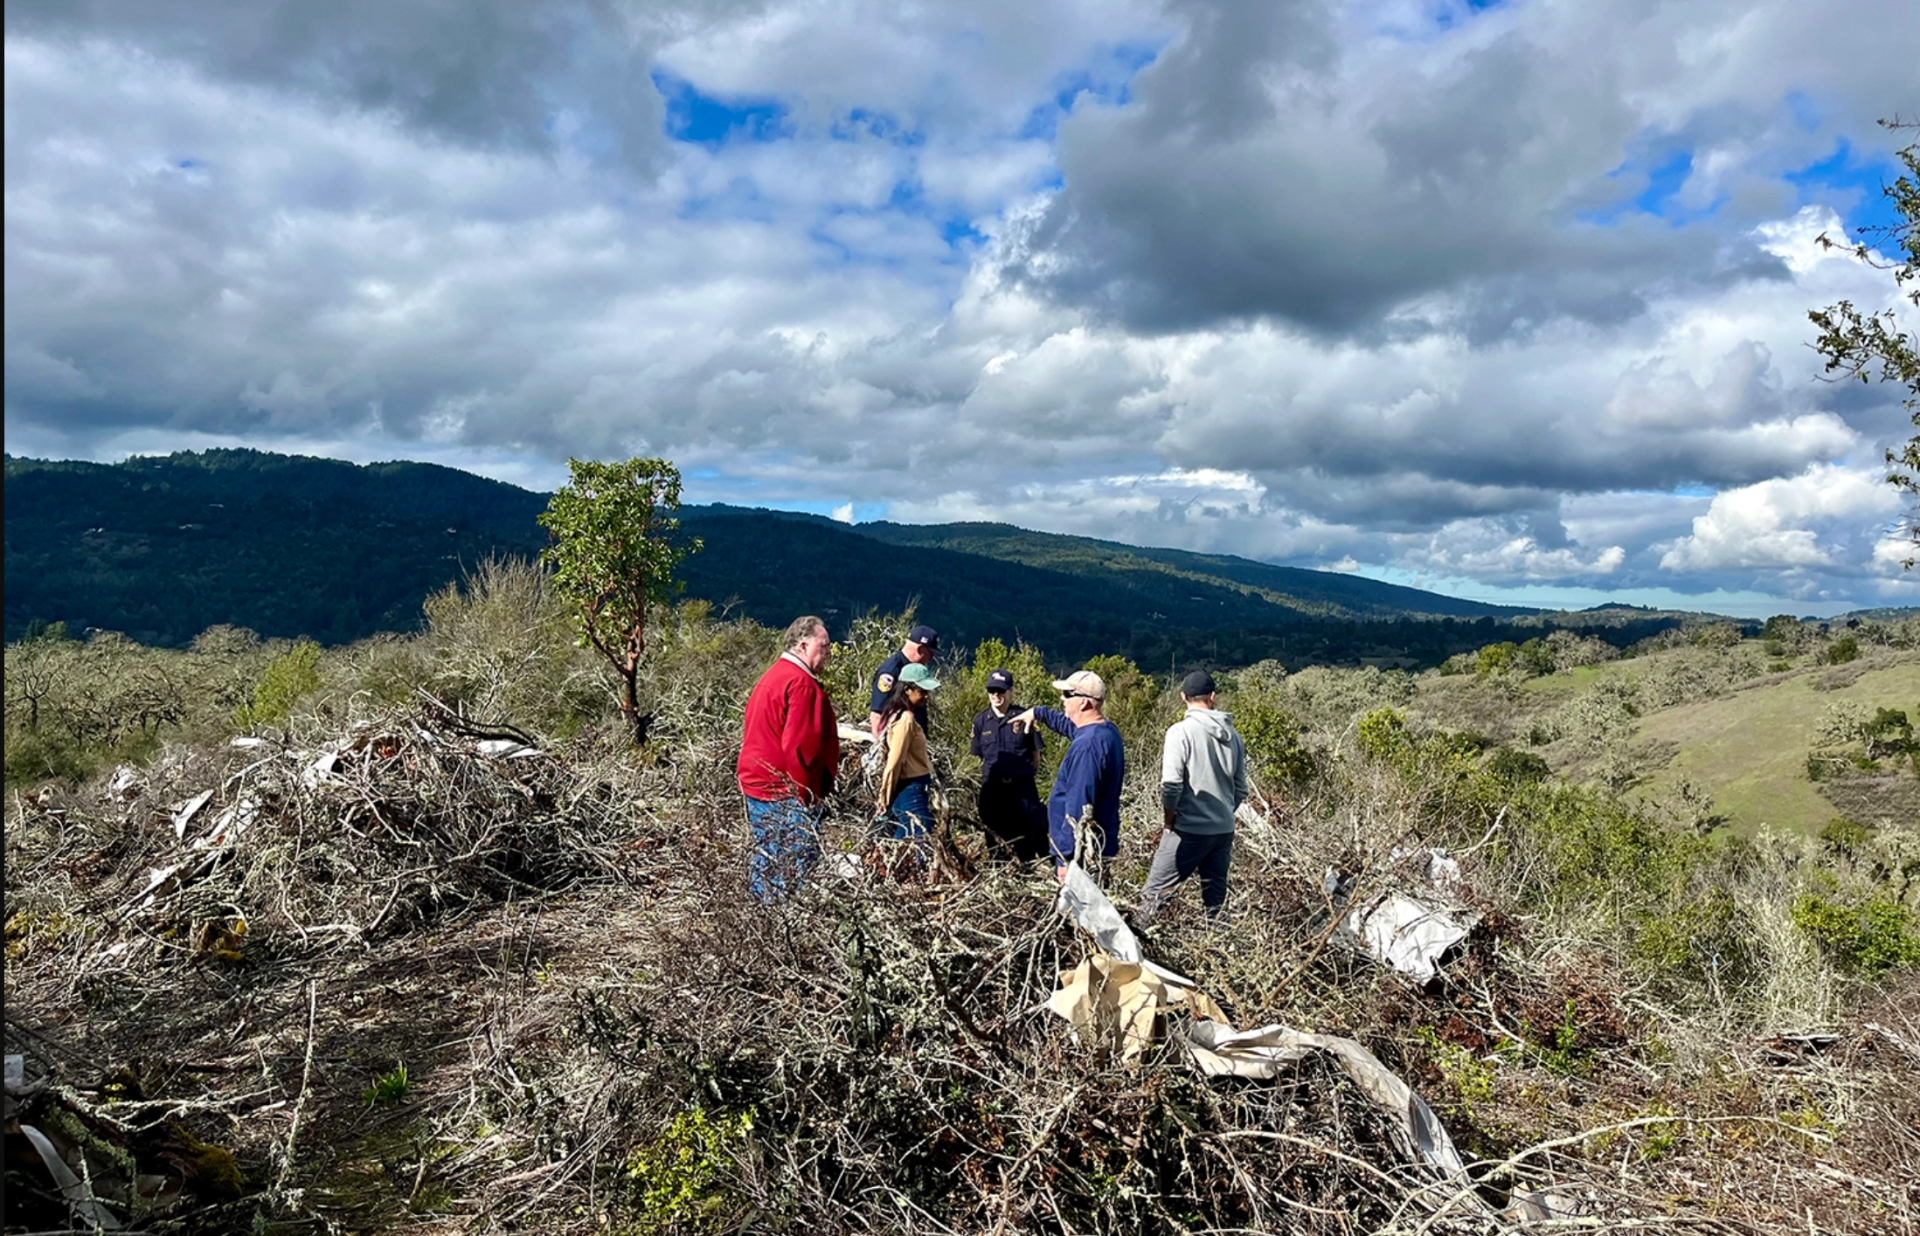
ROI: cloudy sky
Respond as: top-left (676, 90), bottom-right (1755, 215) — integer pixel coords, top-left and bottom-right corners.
top-left (5, 0), bottom-right (1917, 615)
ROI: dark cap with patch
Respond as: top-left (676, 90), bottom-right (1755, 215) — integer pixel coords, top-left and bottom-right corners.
top-left (908, 625), bottom-right (940, 649)
top-left (986, 668), bottom-right (1014, 692)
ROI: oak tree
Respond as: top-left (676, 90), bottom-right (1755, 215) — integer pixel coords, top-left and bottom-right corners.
top-left (539, 458), bottom-right (701, 742)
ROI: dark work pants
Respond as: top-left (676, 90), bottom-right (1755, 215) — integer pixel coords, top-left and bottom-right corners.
top-left (977, 775), bottom-right (1049, 862)
top-left (1135, 829), bottom-right (1235, 923)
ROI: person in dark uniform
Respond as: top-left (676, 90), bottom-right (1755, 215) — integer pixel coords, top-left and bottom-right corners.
top-left (970, 668), bottom-right (1049, 862)
top-left (868, 625), bottom-right (940, 737)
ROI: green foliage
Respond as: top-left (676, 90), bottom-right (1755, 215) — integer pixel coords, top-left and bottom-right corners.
top-left (1790, 893), bottom-right (1920, 975)
top-left (1485, 747), bottom-right (1550, 786)
top-left (1818, 817), bottom-right (1875, 855)
top-left (3, 727), bottom-right (98, 788)
top-left (1808, 702), bottom-right (1919, 779)
top-left (539, 458), bottom-right (701, 740)
top-left (1415, 1027), bottom-right (1496, 1108)
top-left (237, 639), bottom-right (322, 727)
top-left (1080, 654), bottom-right (1169, 754)
top-left (1233, 697), bottom-right (1315, 788)
top-left (1355, 707), bottom-right (1410, 761)
top-left (1825, 636), bottom-right (1860, 665)
top-left (363, 1061), bottom-right (410, 1106)
top-left (1808, 123), bottom-right (1919, 568)
top-left (1631, 887), bottom-right (1747, 991)
top-left (623, 1106), bottom-right (752, 1232)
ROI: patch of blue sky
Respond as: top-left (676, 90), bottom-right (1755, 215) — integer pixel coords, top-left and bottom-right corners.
top-left (829, 108), bottom-right (924, 146)
top-left (807, 176), bottom-right (981, 268)
top-left (1579, 143), bottom-right (1726, 227)
top-left (653, 70), bottom-right (791, 147)
top-left (1017, 41), bottom-right (1162, 140)
top-left (1784, 139), bottom-right (1907, 244)
top-left (1432, 0), bottom-right (1505, 33)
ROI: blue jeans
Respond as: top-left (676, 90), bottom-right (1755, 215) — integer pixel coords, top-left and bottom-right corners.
top-left (745, 795), bottom-right (822, 903)
top-left (886, 777), bottom-right (933, 849)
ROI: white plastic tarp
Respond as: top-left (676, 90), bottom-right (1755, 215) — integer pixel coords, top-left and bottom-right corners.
top-left (1339, 892), bottom-right (1477, 984)
top-left (1055, 862), bottom-right (1141, 963)
top-left (1184, 1022), bottom-right (1466, 1176)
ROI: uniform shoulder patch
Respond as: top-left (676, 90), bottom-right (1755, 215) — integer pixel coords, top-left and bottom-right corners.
top-left (877, 672), bottom-right (895, 692)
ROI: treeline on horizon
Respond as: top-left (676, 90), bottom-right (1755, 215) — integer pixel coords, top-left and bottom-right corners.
top-left (0, 449), bottom-right (1817, 670)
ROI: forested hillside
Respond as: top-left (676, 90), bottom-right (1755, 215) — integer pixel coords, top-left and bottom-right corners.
top-left (7, 450), bottom-right (1727, 668)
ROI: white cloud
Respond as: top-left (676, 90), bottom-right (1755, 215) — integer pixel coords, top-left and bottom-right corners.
top-left (4, 0), bottom-right (1918, 613)
top-left (1658, 463), bottom-right (1903, 572)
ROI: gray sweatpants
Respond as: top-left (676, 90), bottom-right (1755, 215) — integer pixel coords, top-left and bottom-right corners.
top-left (1135, 829), bottom-right (1234, 923)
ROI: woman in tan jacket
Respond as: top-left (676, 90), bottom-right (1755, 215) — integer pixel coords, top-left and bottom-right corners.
top-left (876, 662), bottom-right (940, 845)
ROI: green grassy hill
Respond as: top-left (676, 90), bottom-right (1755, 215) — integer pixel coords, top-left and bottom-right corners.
top-left (1632, 656), bottom-right (1920, 833)
top-left (1417, 639), bottom-right (1920, 836)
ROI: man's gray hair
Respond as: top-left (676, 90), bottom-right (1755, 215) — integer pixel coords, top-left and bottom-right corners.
top-left (784, 615), bottom-right (828, 650)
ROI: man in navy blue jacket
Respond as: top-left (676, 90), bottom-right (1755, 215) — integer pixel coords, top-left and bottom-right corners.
top-left (1013, 669), bottom-right (1125, 881)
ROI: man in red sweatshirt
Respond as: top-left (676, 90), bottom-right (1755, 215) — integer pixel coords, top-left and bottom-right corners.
top-left (737, 615), bottom-right (840, 901)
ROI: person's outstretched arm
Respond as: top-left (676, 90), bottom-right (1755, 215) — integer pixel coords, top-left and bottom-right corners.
top-left (1014, 706), bottom-right (1073, 738)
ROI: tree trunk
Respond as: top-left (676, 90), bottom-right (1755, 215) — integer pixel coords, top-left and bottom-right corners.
top-left (620, 663), bottom-right (643, 745)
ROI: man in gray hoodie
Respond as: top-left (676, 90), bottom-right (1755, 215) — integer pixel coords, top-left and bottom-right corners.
top-left (1136, 670), bottom-right (1249, 924)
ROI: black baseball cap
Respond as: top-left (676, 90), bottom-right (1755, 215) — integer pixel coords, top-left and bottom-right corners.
top-left (1181, 669), bottom-right (1217, 698)
top-left (908, 625), bottom-right (940, 649)
top-left (986, 668), bottom-right (1014, 691)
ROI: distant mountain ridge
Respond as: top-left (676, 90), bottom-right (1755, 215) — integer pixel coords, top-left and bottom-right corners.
top-left (6, 450), bottom-right (1721, 667)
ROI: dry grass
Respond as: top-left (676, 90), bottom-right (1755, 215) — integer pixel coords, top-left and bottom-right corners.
top-left (7, 611), bottom-right (1920, 1234)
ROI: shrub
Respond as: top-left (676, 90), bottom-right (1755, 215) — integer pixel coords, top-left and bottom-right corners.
top-left (2, 726), bottom-right (96, 789)
top-left (1355, 707), bottom-right (1411, 761)
top-left (624, 1106), bottom-right (752, 1232)
top-left (1818, 817), bottom-right (1875, 855)
top-left (1486, 748), bottom-right (1549, 786)
top-left (1475, 642), bottom-right (1520, 678)
top-left (1790, 893), bottom-right (1920, 975)
top-left (1631, 887), bottom-right (1748, 991)
top-left (1824, 636), bottom-right (1861, 665)
top-left (1234, 698), bottom-right (1315, 787)
top-left (415, 557), bottom-right (602, 735)
top-left (237, 639), bottom-right (322, 728)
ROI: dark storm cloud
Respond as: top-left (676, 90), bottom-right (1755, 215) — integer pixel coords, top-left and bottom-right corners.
top-left (1004, 0), bottom-right (1802, 338)
top-left (5, 0), bottom-right (682, 171)
top-left (4, 0), bottom-right (1915, 610)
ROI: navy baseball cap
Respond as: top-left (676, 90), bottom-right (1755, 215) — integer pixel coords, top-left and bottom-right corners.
top-left (908, 625), bottom-right (940, 649)
top-left (986, 668), bottom-right (1014, 691)
top-left (1181, 669), bottom-right (1218, 697)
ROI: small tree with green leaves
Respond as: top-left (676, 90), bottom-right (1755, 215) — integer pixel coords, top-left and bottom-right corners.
top-left (539, 458), bottom-right (701, 743)
top-left (1810, 120), bottom-right (1918, 567)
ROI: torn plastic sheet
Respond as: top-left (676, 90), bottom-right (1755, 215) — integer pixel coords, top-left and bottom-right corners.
top-left (1045, 867), bottom-right (1474, 1186)
top-left (1184, 1022), bottom-right (1466, 1176)
top-left (1339, 892), bottom-right (1479, 984)
top-left (473, 738), bottom-right (541, 759)
top-left (20, 1123), bottom-right (124, 1230)
top-left (1056, 862), bottom-right (1141, 963)
top-left (171, 790), bottom-right (215, 839)
top-left (1048, 955), bottom-right (1227, 1060)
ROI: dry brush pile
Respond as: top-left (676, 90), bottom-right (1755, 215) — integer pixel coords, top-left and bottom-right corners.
top-left (7, 591), bottom-right (1920, 1235)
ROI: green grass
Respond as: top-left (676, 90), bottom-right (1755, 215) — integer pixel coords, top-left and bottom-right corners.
top-left (1631, 658), bottom-right (1920, 835)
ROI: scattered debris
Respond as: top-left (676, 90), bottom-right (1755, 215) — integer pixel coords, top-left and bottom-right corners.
top-left (1339, 891), bottom-right (1480, 984)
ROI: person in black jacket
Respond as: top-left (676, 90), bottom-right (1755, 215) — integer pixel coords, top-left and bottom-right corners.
top-left (867, 625), bottom-right (939, 737)
top-left (969, 668), bottom-right (1049, 862)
